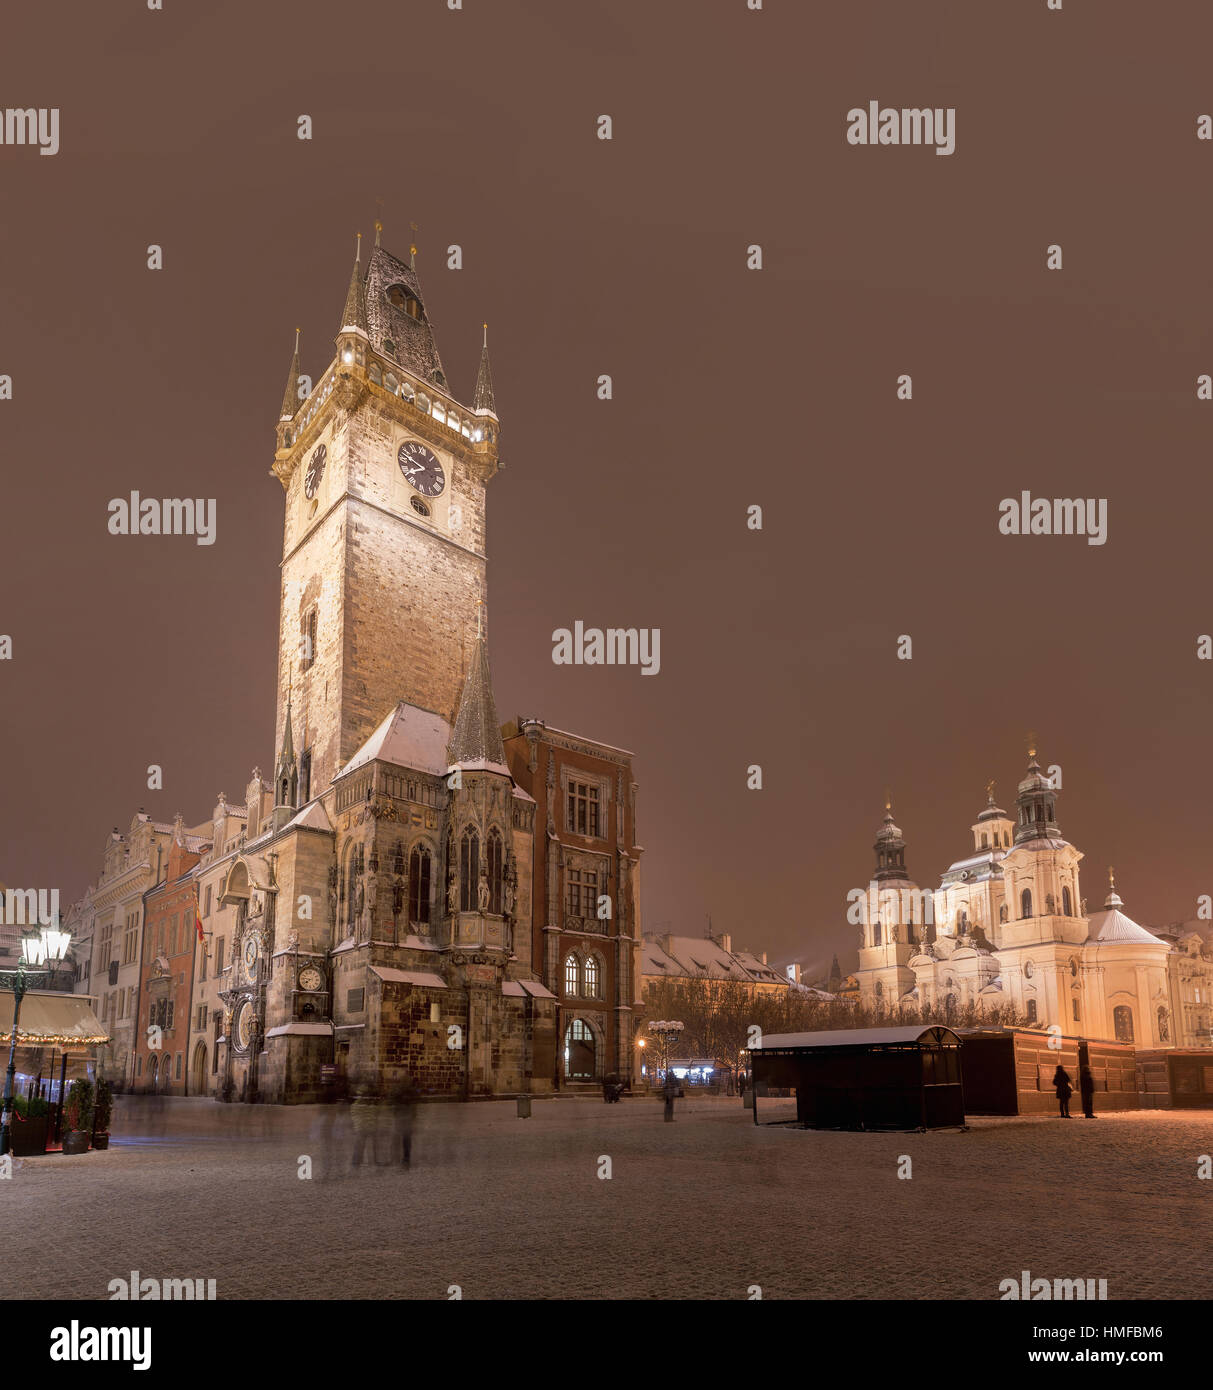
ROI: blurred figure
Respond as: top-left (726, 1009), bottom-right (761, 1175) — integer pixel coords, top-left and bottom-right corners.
top-left (315, 1071), bottom-right (351, 1182)
top-left (663, 1070), bottom-right (679, 1122)
top-left (350, 1075), bottom-right (382, 1170)
top-left (386, 1076), bottom-right (419, 1167)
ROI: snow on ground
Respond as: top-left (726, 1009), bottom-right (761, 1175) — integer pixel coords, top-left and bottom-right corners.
top-left (3, 1095), bottom-right (1209, 1300)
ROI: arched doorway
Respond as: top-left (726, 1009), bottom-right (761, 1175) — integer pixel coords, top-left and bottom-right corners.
top-left (146, 1055), bottom-right (158, 1092)
top-left (192, 1042), bottom-right (208, 1095)
top-left (564, 1018), bottom-right (597, 1080)
top-left (161, 1057), bottom-right (174, 1093)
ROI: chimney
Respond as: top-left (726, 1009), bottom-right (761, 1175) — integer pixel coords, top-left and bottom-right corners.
top-left (760, 951), bottom-right (767, 965)
top-left (787, 962), bottom-right (801, 985)
top-left (718, 932), bottom-right (732, 953)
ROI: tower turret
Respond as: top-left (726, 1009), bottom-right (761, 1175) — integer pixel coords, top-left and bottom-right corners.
top-left (1014, 740), bottom-right (1060, 844)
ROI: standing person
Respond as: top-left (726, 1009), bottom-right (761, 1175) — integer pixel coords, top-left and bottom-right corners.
top-left (1079, 1064), bottom-right (1097, 1119)
top-left (663, 1069), bottom-right (679, 1123)
top-left (1053, 1063), bottom-right (1073, 1118)
top-left (388, 1076), bottom-right (418, 1166)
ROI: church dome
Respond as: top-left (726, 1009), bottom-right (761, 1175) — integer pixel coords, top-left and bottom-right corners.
top-left (1085, 872), bottom-right (1167, 946)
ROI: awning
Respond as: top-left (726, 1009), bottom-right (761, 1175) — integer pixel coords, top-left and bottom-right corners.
top-left (504, 979), bottom-right (556, 999)
top-left (371, 967), bottom-right (448, 989)
top-left (265, 1022), bottom-right (335, 1038)
top-left (0, 991), bottom-right (109, 1047)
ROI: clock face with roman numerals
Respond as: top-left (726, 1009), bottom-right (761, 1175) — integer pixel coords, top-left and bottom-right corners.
top-left (397, 440), bottom-right (445, 498)
top-left (304, 443), bottom-right (327, 499)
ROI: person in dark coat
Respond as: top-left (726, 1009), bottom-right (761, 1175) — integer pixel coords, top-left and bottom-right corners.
top-left (1053, 1064), bottom-right (1073, 1117)
top-left (1078, 1064), bottom-right (1097, 1119)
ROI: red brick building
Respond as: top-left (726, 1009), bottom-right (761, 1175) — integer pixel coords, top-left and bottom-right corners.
top-left (503, 719), bottom-right (644, 1087)
top-left (134, 818), bottom-right (206, 1095)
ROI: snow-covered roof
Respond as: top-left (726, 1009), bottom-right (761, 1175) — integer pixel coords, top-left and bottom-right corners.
top-left (265, 1022), bottom-right (334, 1037)
top-left (371, 967), bottom-right (447, 988)
top-left (642, 934), bottom-right (786, 986)
top-left (337, 702), bottom-right (451, 779)
top-left (758, 1026), bottom-right (960, 1050)
top-left (1085, 907), bottom-right (1167, 947)
top-left (282, 800), bottom-right (334, 834)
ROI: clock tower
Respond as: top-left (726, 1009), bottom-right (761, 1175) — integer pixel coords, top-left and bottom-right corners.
top-left (271, 228), bottom-right (502, 797)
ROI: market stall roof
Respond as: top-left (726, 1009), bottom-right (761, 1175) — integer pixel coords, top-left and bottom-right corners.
top-left (758, 1025), bottom-right (959, 1050)
top-left (0, 991), bottom-right (109, 1046)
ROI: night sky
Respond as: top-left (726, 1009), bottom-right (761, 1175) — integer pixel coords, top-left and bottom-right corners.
top-left (3, 0), bottom-right (1212, 974)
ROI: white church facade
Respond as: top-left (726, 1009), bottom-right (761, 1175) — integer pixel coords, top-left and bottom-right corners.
top-left (854, 747), bottom-right (1203, 1049)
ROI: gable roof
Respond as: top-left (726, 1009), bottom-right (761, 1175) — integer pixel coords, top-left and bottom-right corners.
top-left (337, 703), bottom-right (452, 780)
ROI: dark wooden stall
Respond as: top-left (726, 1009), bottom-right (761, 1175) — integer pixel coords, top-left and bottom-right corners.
top-left (750, 1025), bottom-right (964, 1131)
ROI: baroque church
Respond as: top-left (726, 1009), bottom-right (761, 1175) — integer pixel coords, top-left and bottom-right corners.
top-left (854, 746), bottom-right (1186, 1049)
top-left (72, 225), bottom-right (645, 1103)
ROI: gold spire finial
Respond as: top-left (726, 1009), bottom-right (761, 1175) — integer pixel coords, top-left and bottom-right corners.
top-left (483, 322), bottom-right (488, 348)
top-left (1027, 730), bottom-right (1037, 759)
top-left (986, 778), bottom-right (995, 800)
top-left (1109, 865), bottom-right (1115, 888)
top-left (355, 230), bottom-right (362, 261)
top-left (884, 787), bottom-right (892, 813)
top-left (374, 218), bottom-right (383, 247)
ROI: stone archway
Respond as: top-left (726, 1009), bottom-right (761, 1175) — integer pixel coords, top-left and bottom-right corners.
top-left (192, 1041), bottom-right (208, 1095)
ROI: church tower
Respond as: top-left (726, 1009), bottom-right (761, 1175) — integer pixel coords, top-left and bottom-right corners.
top-left (271, 227), bottom-right (502, 796)
top-left (856, 801), bottom-right (920, 1006)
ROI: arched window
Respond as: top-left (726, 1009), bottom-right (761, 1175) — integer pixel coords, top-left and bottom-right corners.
top-left (874, 980), bottom-right (883, 997)
top-left (564, 1018), bottom-right (594, 1079)
top-left (487, 830), bottom-right (504, 915)
top-left (460, 829), bottom-right (479, 913)
top-left (368, 362), bottom-right (382, 386)
top-left (1021, 889), bottom-right (1033, 919)
top-left (1026, 999), bottom-right (1037, 1023)
top-left (945, 992), bottom-right (957, 1020)
top-left (999, 903), bottom-right (1008, 923)
top-left (584, 955), bottom-right (600, 998)
top-left (980, 834), bottom-right (988, 849)
top-left (1113, 1004), bottom-right (1134, 1042)
top-left (873, 920), bottom-right (882, 948)
top-left (564, 953), bottom-right (580, 996)
top-left (1062, 886), bottom-right (1072, 917)
top-left (409, 846), bottom-right (431, 924)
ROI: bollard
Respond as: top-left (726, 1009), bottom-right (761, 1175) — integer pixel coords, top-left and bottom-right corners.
top-left (516, 1096), bottom-right (531, 1118)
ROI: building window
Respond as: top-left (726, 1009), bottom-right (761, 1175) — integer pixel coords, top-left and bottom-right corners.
top-left (1026, 999), bottom-right (1037, 1022)
top-left (215, 938), bottom-right (225, 974)
top-left (410, 497), bottom-right (430, 517)
top-left (584, 955), bottom-right (600, 998)
top-left (409, 845), bottom-right (431, 923)
top-left (873, 920), bottom-right (882, 948)
top-left (204, 885), bottom-right (212, 917)
top-left (1020, 889), bottom-right (1033, 919)
top-left (567, 867), bottom-right (598, 920)
top-left (460, 829), bottom-right (479, 913)
top-left (567, 782), bottom-right (601, 837)
top-left (1072, 998), bottom-right (1079, 1022)
top-left (874, 980), bottom-right (883, 997)
top-left (175, 1052), bottom-right (183, 1080)
top-left (487, 831), bottom-right (504, 915)
top-left (564, 1018), bottom-right (595, 1079)
top-left (565, 954), bottom-right (580, 996)
top-left (301, 606), bottom-right (318, 671)
top-left (300, 748), bottom-right (312, 803)
top-left (980, 834), bottom-right (988, 849)
top-left (1113, 1004), bottom-right (1134, 1042)
top-left (136, 1055), bottom-right (142, 1077)
top-left (348, 988), bottom-right (365, 1014)
top-left (197, 1004), bottom-right (207, 1030)
top-left (1062, 886), bottom-right (1073, 916)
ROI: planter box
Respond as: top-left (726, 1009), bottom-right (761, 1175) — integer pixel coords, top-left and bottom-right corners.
top-left (61, 1130), bottom-right (90, 1155)
top-left (12, 1116), bottom-right (48, 1156)
top-left (92, 1133), bottom-right (110, 1150)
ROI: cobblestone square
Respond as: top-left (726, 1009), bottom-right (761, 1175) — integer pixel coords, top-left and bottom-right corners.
top-left (4, 1096), bottom-right (1208, 1301)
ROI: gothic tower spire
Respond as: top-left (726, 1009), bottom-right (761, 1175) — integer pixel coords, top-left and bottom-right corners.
top-left (473, 322), bottom-right (497, 418)
top-left (275, 693), bottom-right (298, 810)
top-left (279, 327), bottom-right (301, 422)
top-left (339, 231), bottom-right (368, 337)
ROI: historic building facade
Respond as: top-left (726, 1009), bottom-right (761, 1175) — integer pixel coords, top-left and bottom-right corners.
top-left (502, 719), bottom-right (644, 1086)
top-left (134, 820), bottom-right (203, 1095)
top-left (854, 747), bottom-right (1196, 1048)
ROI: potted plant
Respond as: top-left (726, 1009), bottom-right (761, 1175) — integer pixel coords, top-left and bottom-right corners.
top-left (92, 1079), bottom-right (113, 1150)
top-left (12, 1096), bottom-right (50, 1157)
top-left (61, 1078), bottom-right (94, 1154)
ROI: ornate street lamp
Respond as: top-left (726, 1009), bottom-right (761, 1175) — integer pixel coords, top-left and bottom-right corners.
top-left (646, 1019), bottom-right (685, 1080)
top-left (0, 920), bottom-right (72, 1155)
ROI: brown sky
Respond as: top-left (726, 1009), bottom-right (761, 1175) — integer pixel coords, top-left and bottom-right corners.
top-left (3, 0), bottom-right (1212, 975)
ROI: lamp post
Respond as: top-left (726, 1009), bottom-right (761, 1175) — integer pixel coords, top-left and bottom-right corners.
top-left (0, 921), bottom-right (72, 1155)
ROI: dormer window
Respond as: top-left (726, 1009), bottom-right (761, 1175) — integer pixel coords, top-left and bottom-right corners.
top-left (383, 338), bottom-right (396, 356)
top-left (386, 284), bottom-right (424, 320)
